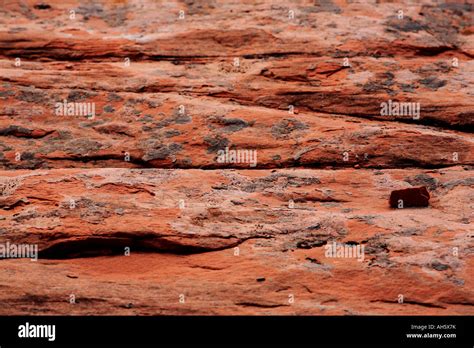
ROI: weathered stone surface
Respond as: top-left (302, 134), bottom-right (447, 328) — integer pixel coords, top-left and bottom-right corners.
top-left (389, 186), bottom-right (430, 208)
top-left (0, 1), bottom-right (473, 170)
top-left (0, 0), bottom-right (472, 316)
top-left (0, 167), bottom-right (473, 314)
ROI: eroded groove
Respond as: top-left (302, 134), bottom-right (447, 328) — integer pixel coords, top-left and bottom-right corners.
top-left (235, 302), bottom-right (287, 308)
top-left (38, 236), bottom-right (214, 259)
top-left (371, 299), bottom-right (446, 309)
top-left (36, 235), bottom-right (272, 259)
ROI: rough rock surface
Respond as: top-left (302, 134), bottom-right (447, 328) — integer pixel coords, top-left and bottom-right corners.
top-left (0, 0), bottom-right (472, 315)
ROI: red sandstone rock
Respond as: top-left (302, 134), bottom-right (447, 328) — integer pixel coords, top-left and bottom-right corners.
top-left (0, 166), bottom-right (472, 315)
top-left (0, 0), bottom-right (472, 316)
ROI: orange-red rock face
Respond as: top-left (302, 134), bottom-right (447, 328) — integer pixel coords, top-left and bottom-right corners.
top-left (0, 0), bottom-right (472, 315)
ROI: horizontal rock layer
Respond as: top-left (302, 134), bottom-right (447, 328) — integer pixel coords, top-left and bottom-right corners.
top-left (0, 1), bottom-right (473, 169)
top-left (0, 167), bottom-right (473, 314)
top-left (0, 0), bottom-right (472, 315)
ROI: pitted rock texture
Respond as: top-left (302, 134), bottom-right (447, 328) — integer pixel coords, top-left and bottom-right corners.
top-left (0, 0), bottom-right (473, 315)
top-left (0, 167), bottom-right (473, 314)
top-left (1, 0), bottom-right (473, 170)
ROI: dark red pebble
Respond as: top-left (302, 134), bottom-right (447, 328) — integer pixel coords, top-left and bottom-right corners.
top-left (389, 186), bottom-right (430, 208)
